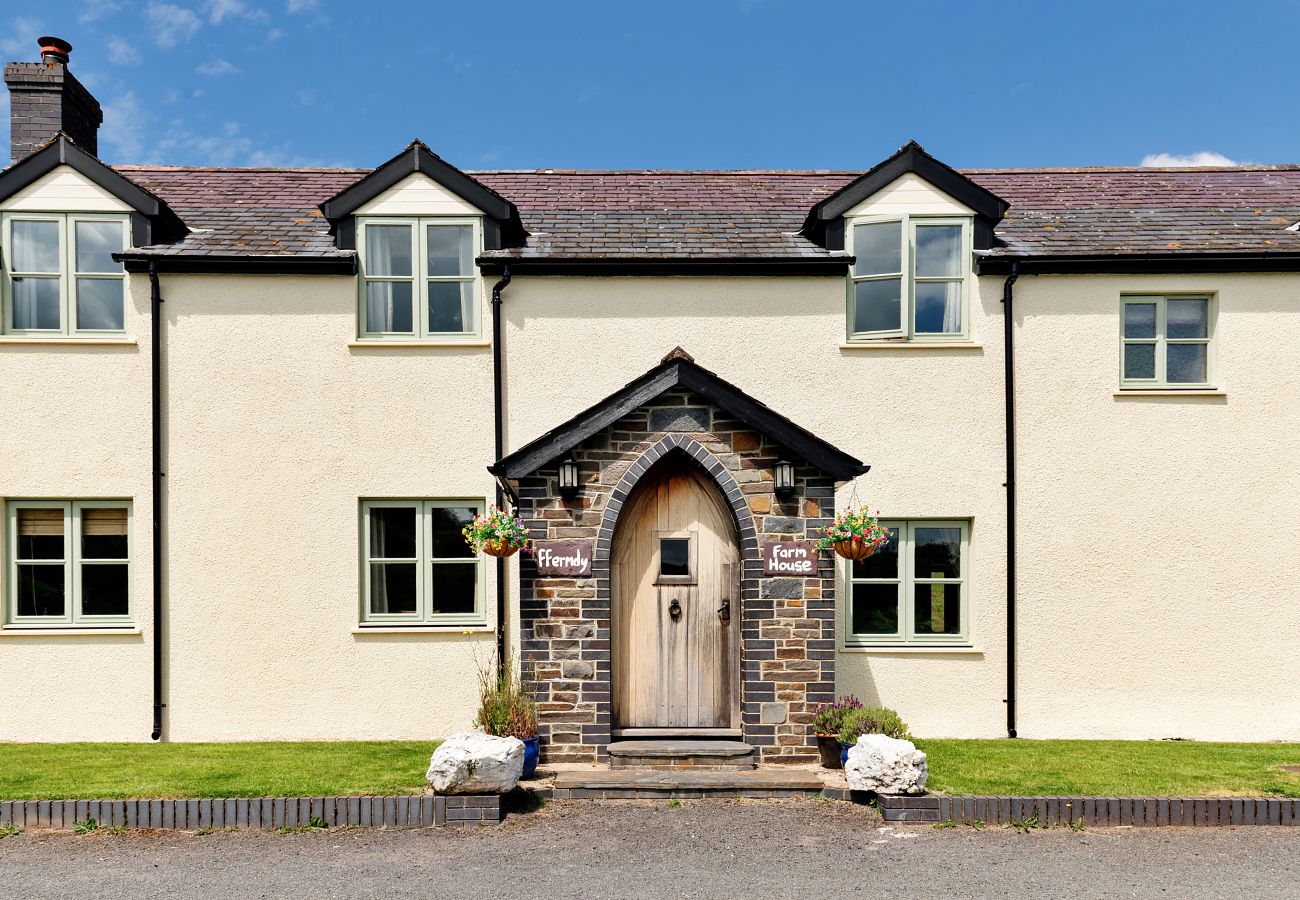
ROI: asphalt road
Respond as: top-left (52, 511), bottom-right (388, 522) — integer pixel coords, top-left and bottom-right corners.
top-left (1, 799), bottom-right (1295, 898)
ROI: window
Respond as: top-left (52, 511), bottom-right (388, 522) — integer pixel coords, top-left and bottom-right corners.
top-left (1121, 295), bottom-right (1215, 388)
top-left (847, 216), bottom-right (970, 340)
top-left (846, 520), bottom-right (969, 645)
top-left (361, 499), bottom-right (484, 625)
top-left (2, 214), bottom-right (128, 336)
top-left (357, 218), bottom-right (480, 340)
top-left (654, 532), bottom-right (696, 585)
top-left (6, 500), bottom-right (132, 627)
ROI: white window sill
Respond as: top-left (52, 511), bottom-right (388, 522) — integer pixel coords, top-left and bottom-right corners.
top-left (1113, 389), bottom-right (1226, 397)
top-left (351, 625), bottom-right (492, 635)
top-left (347, 340), bottom-right (490, 349)
top-left (0, 627), bottom-right (141, 636)
top-left (0, 337), bottom-right (138, 346)
top-left (841, 645), bottom-right (983, 655)
top-left (840, 341), bottom-right (983, 351)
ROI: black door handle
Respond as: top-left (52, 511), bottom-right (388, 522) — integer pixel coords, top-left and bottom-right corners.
top-left (717, 600), bottom-right (731, 623)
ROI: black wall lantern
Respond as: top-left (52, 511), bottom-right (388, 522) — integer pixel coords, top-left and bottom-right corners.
top-left (773, 459), bottom-right (796, 496)
top-left (558, 457), bottom-right (580, 498)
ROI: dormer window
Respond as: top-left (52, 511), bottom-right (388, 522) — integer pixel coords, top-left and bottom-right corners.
top-left (2, 213), bottom-right (127, 336)
top-left (357, 217), bottom-right (481, 340)
top-left (847, 215), bottom-right (971, 341)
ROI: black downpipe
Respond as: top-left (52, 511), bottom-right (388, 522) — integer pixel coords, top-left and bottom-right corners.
top-left (490, 266), bottom-right (513, 667)
top-left (149, 262), bottom-right (165, 741)
top-left (1001, 261), bottom-right (1020, 739)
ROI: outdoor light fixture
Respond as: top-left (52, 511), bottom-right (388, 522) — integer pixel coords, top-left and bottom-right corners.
top-left (558, 457), bottom-right (580, 498)
top-left (773, 459), bottom-right (796, 496)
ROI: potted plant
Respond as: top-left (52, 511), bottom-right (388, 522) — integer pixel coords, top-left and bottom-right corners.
top-left (462, 506), bottom-right (532, 558)
top-left (474, 653), bottom-right (541, 779)
top-left (812, 695), bottom-right (864, 768)
top-left (837, 706), bottom-right (914, 765)
top-left (814, 505), bottom-right (891, 561)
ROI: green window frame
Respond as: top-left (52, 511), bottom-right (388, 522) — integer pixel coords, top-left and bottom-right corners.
top-left (846, 215), bottom-right (971, 341)
top-left (356, 216), bottom-right (482, 341)
top-left (360, 499), bottom-right (485, 626)
top-left (1, 212), bottom-right (129, 337)
top-left (844, 519), bottom-right (970, 646)
top-left (6, 500), bottom-right (133, 628)
top-left (1120, 294), bottom-right (1216, 389)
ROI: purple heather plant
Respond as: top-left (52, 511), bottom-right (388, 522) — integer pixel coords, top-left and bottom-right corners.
top-left (812, 695), bottom-right (865, 737)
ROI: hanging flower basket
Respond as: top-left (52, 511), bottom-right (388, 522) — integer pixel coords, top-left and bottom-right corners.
top-left (463, 506), bottom-right (532, 559)
top-left (814, 505), bottom-right (891, 562)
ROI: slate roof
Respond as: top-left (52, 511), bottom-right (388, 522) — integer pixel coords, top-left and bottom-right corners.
top-left (111, 163), bottom-right (1300, 263)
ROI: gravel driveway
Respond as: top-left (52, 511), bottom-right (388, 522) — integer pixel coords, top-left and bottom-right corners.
top-left (1, 798), bottom-right (1295, 898)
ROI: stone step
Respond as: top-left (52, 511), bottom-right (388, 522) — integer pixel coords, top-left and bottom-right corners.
top-left (606, 740), bottom-right (756, 769)
top-left (553, 767), bottom-right (827, 800)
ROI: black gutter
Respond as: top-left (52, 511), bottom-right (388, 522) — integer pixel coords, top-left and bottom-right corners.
top-left (490, 265), bottom-right (513, 667)
top-left (476, 257), bottom-right (853, 277)
top-left (149, 262), bottom-right (165, 742)
top-left (1001, 261), bottom-right (1020, 739)
top-left (120, 256), bottom-right (356, 275)
top-left (979, 251), bottom-right (1300, 276)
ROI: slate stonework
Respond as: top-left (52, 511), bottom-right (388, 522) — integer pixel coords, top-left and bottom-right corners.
top-left (515, 387), bottom-right (838, 764)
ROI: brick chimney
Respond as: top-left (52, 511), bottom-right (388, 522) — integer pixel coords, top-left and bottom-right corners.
top-left (4, 37), bottom-right (103, 165)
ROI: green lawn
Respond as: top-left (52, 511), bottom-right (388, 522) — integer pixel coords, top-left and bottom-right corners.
top-left (0, 742), bottom-right (438, 801)
top-left (917, 739), bottom-right (1300, 798)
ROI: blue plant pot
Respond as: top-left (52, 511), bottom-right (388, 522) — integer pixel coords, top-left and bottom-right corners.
top-left (840, 742), bottom-right (853, 766)
top-left (521, 736), bottom-right (540, 780)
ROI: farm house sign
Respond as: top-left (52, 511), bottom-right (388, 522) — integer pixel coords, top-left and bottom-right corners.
top-left (534, 540), bottom-right (593, 576)
top-left (762, 540), bottom-right (819, 576)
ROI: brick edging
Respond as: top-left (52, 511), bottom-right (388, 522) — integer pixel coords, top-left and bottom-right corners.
top-left (819, 791), bottom-right (1300, 827)
top-left (0, 794), bottom-right (502, 831)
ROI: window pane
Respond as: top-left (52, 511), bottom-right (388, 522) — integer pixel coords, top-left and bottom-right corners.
top-left (369, 562), bottom-right (417, 614)
top-left (914, 527), bottom-right (961, 579)
top-left (431, 562), bottom-right (477, 615)
top-left (852, 278), bottom-right (902, 333)
top-left (914, 583), bottom-right (961, 635)
top-left (914, 281), bottom-right (962, 334)
top-left (11, 277), bottom-right (61, 330)
top-left (852, 527), bottom-right (899, 578)
top-left (427, 281), bottom-right (473, 333)
top-left (369, 506), bottom-right (417, 559)
top-left (76, 278), bottom-right (125, 330)
top-left (81, 564), bottom-right (129, 616)
top-left (75, 220), bottom-right (125, 273)
top-left (17, 508), bottom-right (64, 559)
top-left (1166, 299), bottom-right (1208, 339)
top-left (82, 508), bottom-right (128, 559)
top-left (1124, 343), bottom-right (1156, 379)
top-left (430, 506), bottom-right (476, 559)
top-left (365, 281), bottom-right (413, 333)
top-left (853, 221), bottom-right (901, 275)
top-left (17, 565), bottom-right (65, 617)
top-left (365, 225), bottom-right (412, 277)
top-left (11, 220), bottom-right (60, 272)
top-left (1123, 302), bottom-right (1157, 339)
top-left (1167, 343), bottom-right (1208, 383)
top-left (660, 538), bottom-right (690, 576)
top-left (914, 225), bottom-right (962, 277)
top-left (426, 225), bottom-right (473, 277)
top-left (851, 582), bottom-right (898, 635)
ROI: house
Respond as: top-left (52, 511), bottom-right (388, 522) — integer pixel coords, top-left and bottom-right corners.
top-left (1, 38), bottom-right (1296, 758)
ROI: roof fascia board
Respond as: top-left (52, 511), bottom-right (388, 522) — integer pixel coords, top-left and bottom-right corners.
top-left (977, 253), bottom-right (1300, 275)
top-left (476, 257), bottom-right (854, 277)
top-left (119, 254), bottom-right (356, 274)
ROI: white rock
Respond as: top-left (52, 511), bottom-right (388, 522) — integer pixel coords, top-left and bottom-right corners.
top-left (426, 731), bottom-right (524, 794)
top-left (844, 733), bottom-right (928, 795)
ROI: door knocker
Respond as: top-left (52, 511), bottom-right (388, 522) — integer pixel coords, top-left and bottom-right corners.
top-left (668, 598), bottom-right (682, 621)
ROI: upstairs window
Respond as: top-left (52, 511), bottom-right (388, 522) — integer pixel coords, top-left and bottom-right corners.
top-left (357, 218), bottom-right (480, 340)
top-left (1, 214), bottom-right (128, 336)
top-left (1121, 295), bottom-right (1215, 388)
top-left (847, 216), bottom-right (970, 341)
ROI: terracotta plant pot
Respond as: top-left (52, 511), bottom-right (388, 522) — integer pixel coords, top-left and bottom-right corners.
top-left (815, 734), bottom-right (842, 769)
top-left (481, 539), bottom-right (520, 558)
top-left (833, 538), bottom-right (877, 561)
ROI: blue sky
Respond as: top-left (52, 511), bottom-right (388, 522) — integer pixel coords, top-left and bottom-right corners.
top-left (2, 1), bottom-right (1295, 170)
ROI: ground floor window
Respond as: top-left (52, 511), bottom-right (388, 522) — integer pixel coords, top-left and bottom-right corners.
top-left (360, 499), bottom-right (484, 626)
top-left (846, 519), bottom-right (969, 645)
top-left (6, 500), bottom-right (132, 627)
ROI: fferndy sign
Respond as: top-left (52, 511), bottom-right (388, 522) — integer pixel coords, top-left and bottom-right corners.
top-left (763, 540), bottom-right (819, 576)
top-left (534, 541), bottom-right (593, 577)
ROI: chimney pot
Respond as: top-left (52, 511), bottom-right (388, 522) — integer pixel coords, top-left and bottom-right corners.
top-left (38, 36), bottom-right (73, 66)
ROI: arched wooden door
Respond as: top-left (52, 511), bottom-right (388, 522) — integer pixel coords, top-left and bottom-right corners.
top-left (611, 454), bottom-right (741, 731)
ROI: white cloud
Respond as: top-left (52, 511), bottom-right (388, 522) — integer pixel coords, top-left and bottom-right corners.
top-left (286, 0), bottom-right (317, 12)
top-left (196, 57), bottom-right (240, 76)
top-left (150, 119), bottom-right (326, 166)
top-left (1140, 151), bottom-right (1242, 168)
top-left (1, 18), bottom-right (45, 57)
top-left (79, 1), bottom-right (124, 24)
top-left (101, 90), bottom-right (148, 161)
top-left (146, 3), bottom-right (203, 48)
top-left (106, 36), bottom-right (141, 65)
top-left (204, 0), bottom-right (269, 24)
